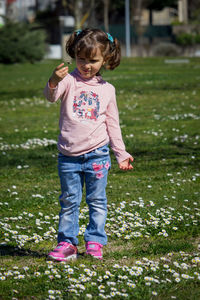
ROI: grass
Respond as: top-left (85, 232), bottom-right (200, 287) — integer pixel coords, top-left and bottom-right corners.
top-left (0, 57), bottom-right (200, 299)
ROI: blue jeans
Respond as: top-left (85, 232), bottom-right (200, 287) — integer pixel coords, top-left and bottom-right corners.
top-left (57, 144), bottom-right (111, 246)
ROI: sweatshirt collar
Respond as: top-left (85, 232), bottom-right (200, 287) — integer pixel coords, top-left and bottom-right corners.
top-left (71, 68), bottom-right (104, 86)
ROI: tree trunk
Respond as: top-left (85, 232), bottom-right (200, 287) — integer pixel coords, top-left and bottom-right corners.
top-left (149, 8), bottom-right (153, 25)
top-left (149, 8), bottom-right (153, 44)
top-left (133, 0), bottom-right (144, 55)
top-left (35, 0), bottom-right (39, 13)
top-left (103, 0), bottom-right (109, 32)
top-left (74, 0), bottom-right (83, 29)
top-left (133, 0), bottom-right (143, 37)
top-left (88, 0), bottom-right (96, 27)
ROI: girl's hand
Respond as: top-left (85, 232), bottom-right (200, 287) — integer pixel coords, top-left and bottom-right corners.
top-left (119, 156), bottom-right (134, 171)
top-left (49, 63), bottom-right (69, 88)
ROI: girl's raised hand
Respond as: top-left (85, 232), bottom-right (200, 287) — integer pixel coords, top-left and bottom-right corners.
top-left (118, 156), bottom-right (134, 171)
top-left (49, 63), bottom-right (69, 88)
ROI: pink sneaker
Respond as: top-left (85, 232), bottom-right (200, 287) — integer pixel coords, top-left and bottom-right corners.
top-left (48, 242), bottom-right (78, 261)
top-left (85, 242), bottom-right (103, 260)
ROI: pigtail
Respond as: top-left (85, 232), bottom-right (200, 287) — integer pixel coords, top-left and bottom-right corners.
top-left (66, 31), bottom-right (79, 58)
top-left (105, 37), bottom-right (121, 70)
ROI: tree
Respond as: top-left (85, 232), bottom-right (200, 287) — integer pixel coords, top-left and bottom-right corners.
top-left (0, 20), bottom-right (46, 63)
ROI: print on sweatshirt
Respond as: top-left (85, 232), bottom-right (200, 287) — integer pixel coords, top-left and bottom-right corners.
top-left (73, 90), bottom-right (100, 121)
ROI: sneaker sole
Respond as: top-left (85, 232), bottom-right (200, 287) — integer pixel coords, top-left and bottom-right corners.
top-left (86, 253), bottom-right (102, 260)
top-left (48, 254), bottom-right (77, 261)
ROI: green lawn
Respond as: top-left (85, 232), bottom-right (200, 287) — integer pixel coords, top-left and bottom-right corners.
top-left (0, 57), bottom-right (200, 299)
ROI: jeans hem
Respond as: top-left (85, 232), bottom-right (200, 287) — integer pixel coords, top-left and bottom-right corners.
top-left (84, 238), bottom-right (107, 246)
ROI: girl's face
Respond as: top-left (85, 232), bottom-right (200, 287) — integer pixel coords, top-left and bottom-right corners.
top-left (75, 47), bottom-right (105, 79)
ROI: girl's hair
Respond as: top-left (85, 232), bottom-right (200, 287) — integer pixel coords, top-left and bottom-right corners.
top-left (66, 28), bottom-right (121, 70)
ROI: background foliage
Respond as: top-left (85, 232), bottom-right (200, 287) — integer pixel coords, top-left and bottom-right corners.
top-left (0, 21), bottom-right (46, 64)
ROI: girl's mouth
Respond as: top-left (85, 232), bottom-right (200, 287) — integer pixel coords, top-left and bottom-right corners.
top-left (82, 67), bottom-right (91, 72)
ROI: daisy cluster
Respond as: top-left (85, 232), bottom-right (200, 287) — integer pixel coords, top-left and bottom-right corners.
top-left (106, 198), bottom-right (199, 240)
top-left (0, 138), bottom-right (57, 151)
top-left (143, 129), bottom-right (164, 137)
top-left (154, 112), bottom-right (200, 121)
top-left (173, 134), bottom-right (199, 145)
top-left (0, 209), bottom-right (58, 248)
top-left (142, 127), bottom-right (199, 146)
top-left (0, 253), bottom-right (199, 299)
top-left (0, 189), bottom-right (199, 248)
top-left (165, 172), bottom-right (199, 186)
top-left (5, 97), bottom-right (51, 108)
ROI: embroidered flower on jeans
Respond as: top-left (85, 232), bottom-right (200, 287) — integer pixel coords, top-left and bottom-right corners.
top-left (104, 161), bottom-right (110, 170)
top-left (92, 163), bottom-right (103, 172)
top-left (96, 171), bottom-right (104, 179)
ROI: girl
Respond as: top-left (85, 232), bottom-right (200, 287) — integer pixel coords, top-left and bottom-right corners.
top-left (44, 28), bottom-right (133, 261)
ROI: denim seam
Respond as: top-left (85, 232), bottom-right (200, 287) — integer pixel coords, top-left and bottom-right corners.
top-left (73, 172), bottom-right (81, 245)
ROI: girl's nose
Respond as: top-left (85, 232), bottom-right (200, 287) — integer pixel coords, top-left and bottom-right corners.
top-left (84, 62), bottom-right (90, 68)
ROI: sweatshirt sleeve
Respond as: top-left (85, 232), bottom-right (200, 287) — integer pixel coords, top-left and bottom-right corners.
top-left (105, 86), bottom-right (132, 164)
top-left (43, 75), bottom-right (70, 103)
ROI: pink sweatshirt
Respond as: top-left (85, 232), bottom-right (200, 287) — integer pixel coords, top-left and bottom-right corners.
top-left (44, 68), bottom-right (131, 163)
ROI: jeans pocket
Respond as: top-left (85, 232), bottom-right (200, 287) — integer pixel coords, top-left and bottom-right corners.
top-left (94, 144), bottom-right (110, 156)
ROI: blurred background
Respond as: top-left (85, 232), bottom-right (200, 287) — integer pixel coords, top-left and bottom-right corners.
top-left (0, 0), bottom-right (200, 62)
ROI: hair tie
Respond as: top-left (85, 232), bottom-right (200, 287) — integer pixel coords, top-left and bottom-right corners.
top-left (107, 33), bottom-right (114, 43)
top-left (76, 29), bottom-right (82, 36)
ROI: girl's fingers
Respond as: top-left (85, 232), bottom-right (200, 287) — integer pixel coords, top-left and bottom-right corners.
top-left (59, 69), bottom-right (68, 78)
top-left (56, 63), bottom-right (65, 70)
top-left (56, 66), bottom-right (68, 77)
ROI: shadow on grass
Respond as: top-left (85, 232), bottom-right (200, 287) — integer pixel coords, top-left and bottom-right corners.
top-left (0, 245), bottom-right (86, 260)
top-left (0, 244), bottom-right (46, 258)
top-left (128, 143), bottom-right (200, 163)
